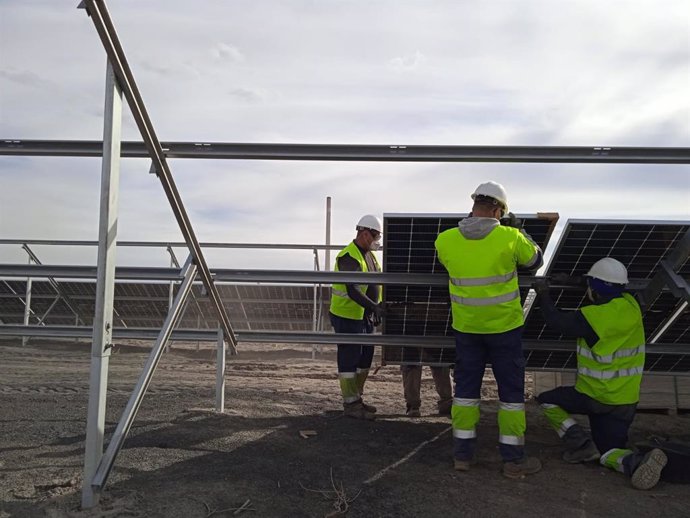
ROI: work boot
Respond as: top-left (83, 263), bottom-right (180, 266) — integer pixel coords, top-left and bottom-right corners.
top-left (343, 400), bottom-right (375, 421)
top-left (502, 457), bottom-right (542, 479)
top-left (562, 440), bottom-right (600, 464)
top-left (454, 458), bottom-right (476, 471)
top-left (437, 398), bottom-right (453, 416)
top-left (361, 400), bottom-right (377, 413)
top-left (405, 406), bottom-right (422, 417)
top-left (631, 448), bottom-right (667, 490)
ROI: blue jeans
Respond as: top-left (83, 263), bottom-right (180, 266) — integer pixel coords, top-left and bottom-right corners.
top-left (454, 326), bottom-right (526, 462)
top-left (330, 313), bottom-right (374, 373)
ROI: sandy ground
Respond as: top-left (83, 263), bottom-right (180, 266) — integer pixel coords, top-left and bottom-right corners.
top-left (0, 339), bottom-right (689, 518)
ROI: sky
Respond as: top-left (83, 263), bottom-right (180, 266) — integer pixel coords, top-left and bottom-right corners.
top-left (0, 0), bottom-right (689, 271)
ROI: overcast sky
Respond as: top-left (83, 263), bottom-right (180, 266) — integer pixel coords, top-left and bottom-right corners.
top-left (0, 0), bottom-right (688, 270)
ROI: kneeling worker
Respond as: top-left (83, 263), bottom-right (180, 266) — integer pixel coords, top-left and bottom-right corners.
top-left (534, 257), bottom-right (667, 490)
top-left (330, 215), bottom-right (385, 420)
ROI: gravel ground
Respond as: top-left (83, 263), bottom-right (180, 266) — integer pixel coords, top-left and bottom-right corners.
top-left (1, 339), bottom-right (688, 518)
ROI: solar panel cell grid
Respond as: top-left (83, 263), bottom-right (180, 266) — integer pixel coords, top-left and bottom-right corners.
top-left (382, 213), bottom-right (558, 366)
top-left (524, 221), bottom-right (690, 350)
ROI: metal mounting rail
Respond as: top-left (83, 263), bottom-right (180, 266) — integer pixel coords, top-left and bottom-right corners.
top-left (1, 325), bottom-right (689, 356)
top-left (0, 263), bottom-right (652, 290)
top-left (1, 139), bottom-right (689, 164)
top-left (0, 239), bottom-right (345, 250)
top-left (79, 0), bottom-right (236, 352)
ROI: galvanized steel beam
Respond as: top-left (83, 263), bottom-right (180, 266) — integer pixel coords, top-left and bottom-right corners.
top-left (2, 324), bottom-right (690, 356)
top-left (80, 0), bottom-right (236, 355)
top-left (1, 139), bottom-right (689, 164)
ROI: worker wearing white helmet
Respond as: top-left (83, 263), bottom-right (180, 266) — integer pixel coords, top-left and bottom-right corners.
top-left (434, 181), bottom-right (544, 479)
top-left (534, 258), bottom-right (667, 490)
top-left (329, 214), bottom-right (384, 420)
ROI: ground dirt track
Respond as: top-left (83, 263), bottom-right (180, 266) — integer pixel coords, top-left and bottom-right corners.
top-left (0, 340), bottom-right (688, 518)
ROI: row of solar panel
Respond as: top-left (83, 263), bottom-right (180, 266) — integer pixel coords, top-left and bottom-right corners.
top-left (0, 281), bottom-right (330, 332)
top-left (381, 216), bottom-right (689, 369)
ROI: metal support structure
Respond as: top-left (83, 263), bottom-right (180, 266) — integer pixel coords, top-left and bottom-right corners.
top-left (325, 197), bottom-right (332, 271)
top-left (82, 61), bottom-right (122, 509)
top-left (656, 260), bottom-right (690, 302)
top-left (641, 228), bottom-right (690, 308)
top-left (311, 248), bottom-right (320, 360)
top-left (81, 0), bottom-right (237, 356)
top-left (0, 264), bottom-right (655, 290)
top-left (0, 239), bottom-right (344, 250)
top-left (3, 324), bottom-right (690, 357)
top-left (90, 258), bottom-right (198, 494)
top-left (1, 139), bottom-right (689, 164)
top-left (650, 301), bottom-right (688, 344)
top-left (216, 327), bottom-right (226, 412)
top-left (35, 296), bottom-right (61, 326)
top-left (22, 244), bottom-right (86, 325)
top-left (22, 255), bottom-right (33, 346)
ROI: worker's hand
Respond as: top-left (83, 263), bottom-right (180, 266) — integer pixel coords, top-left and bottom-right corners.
top-left (551, 273), bottom-right (585, 286)
top-left (372, 304), bottom-right (386, 318)
top-left (532, 278), bottom-right (550, 295)
top-left (501, 212), bottom-right (522, 228)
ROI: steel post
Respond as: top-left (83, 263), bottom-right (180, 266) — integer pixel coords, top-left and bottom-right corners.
top-left (82, 61), bottom-right (122, 509)
top-left (21, 256), bottom-right (33, 346)
top-left (90, 259), bottom-right (197, 492)
top-left (216, 327), bottom-right (226, 412)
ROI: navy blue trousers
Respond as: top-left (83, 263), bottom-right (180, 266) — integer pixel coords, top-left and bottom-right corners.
top-left (330, 313), bottom-right (374, 373)
top-left (536, 386), bottom-right (644, 475)
top-left (454, 326), bottom-right (525, 462)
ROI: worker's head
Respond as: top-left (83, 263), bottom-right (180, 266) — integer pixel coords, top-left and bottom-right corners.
top-left (355, 214), bottom-right (383, 251)
top-left (584, 257), bottom-right (628, 301)
top-left (471, 181), bottom-right (508, 219)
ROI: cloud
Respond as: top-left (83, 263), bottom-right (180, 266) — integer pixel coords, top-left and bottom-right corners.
top-left (388, 51), bottom-right (427, 72)
top-left (214, 43), bottom-right (245, 63)
top-left (0, 0), bottom-right (688, 271)
top-left (0, 68), bottom-right (53, 88)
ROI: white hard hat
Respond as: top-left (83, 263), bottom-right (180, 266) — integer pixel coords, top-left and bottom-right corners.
top-left (471, 181), bottom-right (508, 210)
top-left (586, 257), bottom-right (629, 284)
top-left (356, 214), bottom-right (382, 233)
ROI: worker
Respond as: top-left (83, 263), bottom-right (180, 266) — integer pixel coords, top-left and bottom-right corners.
top-left (533, 258), bottom-right (668, 490)
top-left (330, 214), bottom-right (385, 420)
top-left (401, 361), bottom-right (453, 417)
top-left (434, 181), bottom-right (543, 478)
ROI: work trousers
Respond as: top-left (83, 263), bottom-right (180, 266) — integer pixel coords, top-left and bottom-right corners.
top-left (330, 313), bottom-right (374, 404)
top-left (453, 326), bottom-right (526, 462)
top-left (537, 385), bottom-right (644, 475)
top-left (401, 365), bottom-right (453, 411)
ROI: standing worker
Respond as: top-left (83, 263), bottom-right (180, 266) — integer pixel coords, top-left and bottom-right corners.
top-left (434, 181), bottom-right (543, 478)
top-left (533, 258), bottom-right (667, 490)
top-left (401, 361), bottom-right (453, 417)
top-left (330, 215), bottom-right (385, 420)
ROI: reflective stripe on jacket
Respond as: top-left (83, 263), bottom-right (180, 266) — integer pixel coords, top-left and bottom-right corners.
top-left (330, 242), bottom-right (381, 320)
top-left (575, 293), bottom-right (645, 405)
top-left (434, 225), bottom-right (539, 333)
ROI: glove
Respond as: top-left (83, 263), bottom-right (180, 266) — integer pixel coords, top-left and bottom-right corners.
top-left (501, 212), bottom-right (522, 228)
top-left (551, 273), bottom-right (585, 286)
top-left (372, 304), bottom-right (386, 319)
top-left (532, 278), bottom-right (550, 295)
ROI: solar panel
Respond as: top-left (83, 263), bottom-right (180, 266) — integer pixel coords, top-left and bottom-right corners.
top-left (381, 213), bottom-right (559, 365)
top-left (0, 280), bottom-right (329, 332)
top-left (524, 220), bottom-right (690, 345)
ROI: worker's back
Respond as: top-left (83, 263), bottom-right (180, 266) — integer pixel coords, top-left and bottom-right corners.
top-left (576, 293), bottom-right (645, 405)
top-left (435, 218), bottom-right (540, 334)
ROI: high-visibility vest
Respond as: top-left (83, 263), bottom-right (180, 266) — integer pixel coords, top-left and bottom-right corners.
top-left (330, 242), bottom-right (382, 320)
top-left (434, 225), bottom-right (539, 334)
top-left (575, 293), bottom-right (645, 405)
